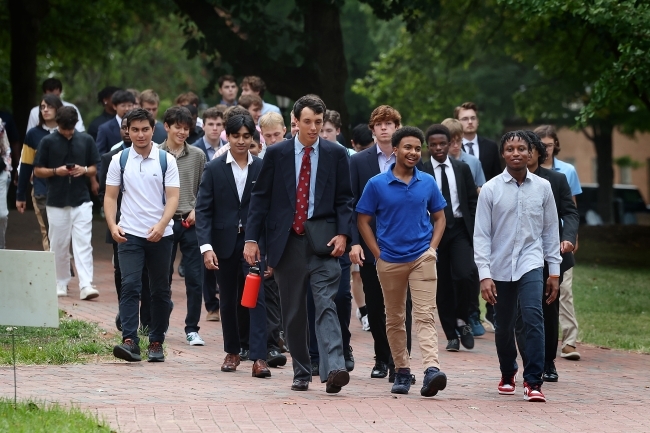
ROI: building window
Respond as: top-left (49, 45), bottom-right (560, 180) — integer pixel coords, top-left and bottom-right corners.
top-left (620, 166), bottom-right (632, 184)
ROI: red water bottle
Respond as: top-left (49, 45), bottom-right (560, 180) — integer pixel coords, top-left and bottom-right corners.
top-left (241, 266), bottom-right (261, 308)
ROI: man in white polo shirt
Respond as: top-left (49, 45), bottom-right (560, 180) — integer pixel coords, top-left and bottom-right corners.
top-left (104, 108), bottom-right (180, 363)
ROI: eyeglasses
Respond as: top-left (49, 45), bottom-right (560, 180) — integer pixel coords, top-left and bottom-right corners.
top-left (459, 116), bottom-right (477, 122)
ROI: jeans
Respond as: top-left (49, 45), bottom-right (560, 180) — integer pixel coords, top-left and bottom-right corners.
top-left (118, 233), bottom-right (173, 344)
top-left (168, 220), bottom-right (203, 334)
top-left (494, 267), bottom-right (544, 386)
top-left (113, 241), bottom-right (151, 329)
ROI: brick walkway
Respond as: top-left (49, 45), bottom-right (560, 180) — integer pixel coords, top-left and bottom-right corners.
top-left (2, 211), bottom-right (650, 432)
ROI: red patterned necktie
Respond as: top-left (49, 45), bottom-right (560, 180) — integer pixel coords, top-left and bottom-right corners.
top-left (292, 147), bottom-right (312, 234)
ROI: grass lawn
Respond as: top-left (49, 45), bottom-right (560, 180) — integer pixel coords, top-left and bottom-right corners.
top-left (572, 225), bottom-right (650, 353)
top-left (0, 310), bottom-right (115, 365)
top-left (0, 399), bottom-right (113, 433)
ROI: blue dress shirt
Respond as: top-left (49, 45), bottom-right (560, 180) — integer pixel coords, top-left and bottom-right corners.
top-left (295, 134), bottom-right (319, 219)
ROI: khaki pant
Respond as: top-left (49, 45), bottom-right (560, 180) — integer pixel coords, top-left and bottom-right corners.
top-left (559, 267), bottom-right (579, 347)
top-left (377, 248), bottom-right (439, 371)
top-left (31, 190), bottom-right (49, 251)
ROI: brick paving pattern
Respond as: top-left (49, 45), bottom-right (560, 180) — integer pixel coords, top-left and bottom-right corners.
top-left (2, 211), bottom-right (650, 432)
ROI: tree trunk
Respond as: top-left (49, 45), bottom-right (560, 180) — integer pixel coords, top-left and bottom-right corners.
top-left (590, 120), bottom-right (615, 224)
top-left (8, 0), bottom-right (50, 140)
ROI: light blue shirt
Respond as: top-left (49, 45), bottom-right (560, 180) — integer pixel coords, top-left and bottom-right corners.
top-left (336, 141), bottom-right (356, 156)
top-left (474, 168), bottom-right (562, 282)
top-left (552, 157), bottom-right (582, 196)
top-left (457, 150), bottom-right (486, 187)
top-left (261, 101), bottom-right (281, 116)
top-left (377, 144), bottom-right (396, 173)
top-left (295, 134), bottom-right (319, 219)
top-left (201, 138), bottom-right (221, 160)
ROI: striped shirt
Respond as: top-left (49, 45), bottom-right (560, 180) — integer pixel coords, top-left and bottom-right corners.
top-left (160, 141), bottom-right (206, 215)
top-left (474, 168), bottom-right (561, 282)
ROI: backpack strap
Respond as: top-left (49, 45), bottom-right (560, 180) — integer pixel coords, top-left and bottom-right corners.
top-left (119, 147), bottom-right (130, 195)
top-left (158, 149), bottom-right (167, 205)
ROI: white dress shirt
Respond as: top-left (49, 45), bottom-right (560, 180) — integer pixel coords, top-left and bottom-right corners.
top-left (431, 157), bottom-right (462, 218)
top-left (462, 135), bottom-right (480, 160)
top-left (376, 144), bottom-right (395, 174)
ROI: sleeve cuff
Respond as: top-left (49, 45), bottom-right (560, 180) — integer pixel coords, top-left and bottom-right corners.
top-left (478, 267), bottom-right (492, 281)
top-left (199, 244), bottom-right (213, 254)
top-left (548, 263), bottom-right (561, 276)
top-left (245, 240), bottom-right (257, 244)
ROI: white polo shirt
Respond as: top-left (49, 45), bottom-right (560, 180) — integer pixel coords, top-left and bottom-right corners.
top-left (106, 145), bottom-right (180, 238)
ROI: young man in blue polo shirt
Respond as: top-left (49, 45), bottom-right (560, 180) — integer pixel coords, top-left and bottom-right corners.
top-left (357, 126), bottom-right (448, 397)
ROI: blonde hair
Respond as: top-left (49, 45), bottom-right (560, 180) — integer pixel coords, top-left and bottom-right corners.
top-left (442, 118), bottom-right (463, 138)
top-left (259, 112), bottom-right (285, 129)
top-left (139, 89), bottom-right (160, 105)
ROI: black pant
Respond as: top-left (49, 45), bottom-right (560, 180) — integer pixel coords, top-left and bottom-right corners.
top-left (118, 234), bottom-right (173, 344)
top-left (202, 267), bottom-right (220, 313)
top-left (436, 220), bottom-right (478, 340)
top-left (168, 220), bottom-right (203, 334)
top-left (113, 241), bottom-right (151, 328)
top-left (264, 275), bottom-right (282, 350)
top-left (515, 264), bottom-right (563, 366)
top-left (359, 261), bottom-right (412, 366)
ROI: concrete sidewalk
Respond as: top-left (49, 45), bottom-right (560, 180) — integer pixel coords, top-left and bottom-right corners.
top-left (2, 211), bottom-right (650, 432)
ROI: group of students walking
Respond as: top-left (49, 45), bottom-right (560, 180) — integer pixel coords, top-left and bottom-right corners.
top-left (19, 84), bottom-right (581, 402)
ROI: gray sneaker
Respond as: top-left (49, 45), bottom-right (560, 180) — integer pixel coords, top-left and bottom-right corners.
top-left (147, 341), bottom-right (165, 362)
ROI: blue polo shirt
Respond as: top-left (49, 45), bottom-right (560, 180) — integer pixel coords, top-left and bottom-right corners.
top-left (552, 158), bottom-right (582, 196)
top-left (356, 164), bottom-right (447, 263)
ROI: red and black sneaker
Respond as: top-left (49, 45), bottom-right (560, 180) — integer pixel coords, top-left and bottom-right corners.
top-left (498, 370), bottom-right (517, 395)
top-left (523, 382), bottom-right (546, 402)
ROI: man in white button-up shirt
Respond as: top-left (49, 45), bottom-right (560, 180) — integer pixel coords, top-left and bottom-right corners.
top-left (474, 131), bottom-right (560, 403)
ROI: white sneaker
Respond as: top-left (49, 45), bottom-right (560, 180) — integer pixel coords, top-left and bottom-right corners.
top-left (56, 285), bottom-right (68, 297)
top-left (186, 332), bottom-right (205, 346)
top-left (361, 315), bottom-right (370, 332)
top-left (80, 286), bottom-right (99, 300)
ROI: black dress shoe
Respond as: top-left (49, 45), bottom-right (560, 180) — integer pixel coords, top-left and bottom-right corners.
top-left (543, 363), bottom-right (559, 382)
top-left (267, 350), bottom-right (287, 367)
top-left (446, 339), bottom-right (460, 352)
top-left (457, 325), bottom-right (475, 350)
top-left (344, 346), bottom-right (355, 372)
top-left (291, 379), bottom-right (309, 391)
top-left (325, 369), bottom-right (350, 394)
top-left (239, 348), bottom-right (250, 361)
top-left (311, 362), bottom-right (320, 376)
top-left (371, 361), bottom-right (388, 378)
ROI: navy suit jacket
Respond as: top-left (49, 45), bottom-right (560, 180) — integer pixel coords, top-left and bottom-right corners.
top-left (246, 137), bottom-right (354, 268)
top-left (195, 153), bottom-right (264, 259)
top-left (192, 137), bottom-right (211, 161)
top-left (96, 118), bottom-right (122, 156)
top-left (349, 144), bottom-right (424, 263)
top-left (477, 135), bottom-right (503, 181)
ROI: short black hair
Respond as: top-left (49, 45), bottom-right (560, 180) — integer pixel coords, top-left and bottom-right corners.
top-left (163, 106), bottom-right (193, 128)
top-left (111, 90), bottom-right (136, 106)
top-left (38, 94), bottom-right (63, 126)
top-left (126, 107), bottom-right (155, 128)
top-left (391, 126), bottom-right (424, 148)
top-left (225, 114), bottom-right (256, 136)
top-left (252, 129), bottom-right (261, 143)
top-left (42, 78), bottom-right (62, 93)
top-left (424, 124), bottom-right (451, 143)
top-left (55, 106), bottom-right (78, 130)
top-left (292, 95), bottom-right (326, 120)
top-left (182, 103), bottom-right (198, 117)
top-left (97, 86), bottom-right (121, 104)
top-left (351, 123), bottom-right (373, 147)
top-left (499, 130), bottom-right (532, 154)
top-left (523, 130), bottom-right (547, 165)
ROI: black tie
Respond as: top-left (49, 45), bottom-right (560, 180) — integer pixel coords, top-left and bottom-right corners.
top-left (439, 163), bottom-right (454, 228)
top-left (466, 141), bottom-right (475, 156)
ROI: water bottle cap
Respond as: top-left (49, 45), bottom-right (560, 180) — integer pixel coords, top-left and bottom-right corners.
top-left (250, 266), bottom-right (260, 275)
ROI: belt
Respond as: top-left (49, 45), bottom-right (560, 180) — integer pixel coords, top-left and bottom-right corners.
top-left (173, 212), bottom-right (191, 221)
top-left (290, 229), bottom-right (306, 238)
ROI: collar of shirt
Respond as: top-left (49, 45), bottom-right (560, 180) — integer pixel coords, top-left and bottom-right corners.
top-left (43, 125), bottom-right (57, 133)
top-left (115, 114), bottom-right (122, 128)
top-left (129, 143), bottom-right (159, 161)
top-left (376, 143), bottom-right (393, 158)
top-left (431, 156), bottom-right (451, 170)
top-left (160, 140), bottom-right (187, 158)
top-left (500, 167), bottom-right (533, 185)
top-left (385, 163), bottom-right (421, 186)
top-left (462, 136), bottom-right (477, 146)
top-left (204, 138), bottom-right (221, 150)
top-left (295, 133), bottom-right (319, 155)
top-left (226, 149), bottom-right (253, 166)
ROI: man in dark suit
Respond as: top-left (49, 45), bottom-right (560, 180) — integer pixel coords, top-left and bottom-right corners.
top-left (244, 95), bottom-right (353, 393)
top-left (195, 114), bottom-right (272, 378)
top-left (515, 131), bottom-right (579, 383)
top-left (349, 105), bottom-right (414, 381)
top-left (87, 86), bottom-right (121, 140)
top-left (423, 124), bottom-right (479, 352)
top-left (98, 115), bottom-right (151, 331)
top-left (454, 102), bottom-right (502, 182)
top-left (96, 90), bottom-right (136, 156)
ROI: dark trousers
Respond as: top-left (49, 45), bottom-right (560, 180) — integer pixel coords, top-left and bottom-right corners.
top-left (202, 267), bottom-right (220, 313)
top-left (359, 261), bottom-right (412, 366)
top-left (274, 233), bottom-right (345, 383)
top-left (264, 275), bottom-right (282, 350)
top-left (168, 220), bottom-right (203, 334)
top-left (113, 241), bottom-right (151, 328)
top-left (215, 233), bottom-right (268, 361)
top-left (436, 220), bottom-right (478, 340)
top-left (118, 234), bottom-right (173, 344)
top-left (308, 252), bottom-right (352, 362)
top-left (515, 265), bottom-right (564, 367)
top-left (494, 268), bottom-right (545, 386)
